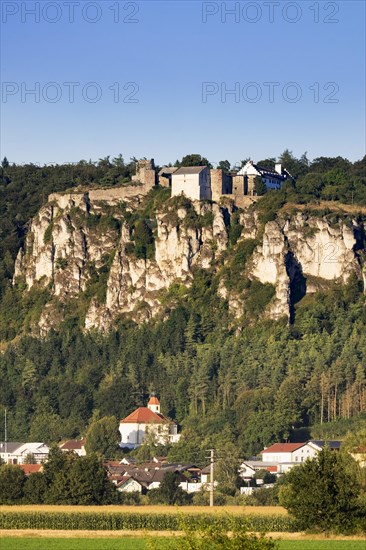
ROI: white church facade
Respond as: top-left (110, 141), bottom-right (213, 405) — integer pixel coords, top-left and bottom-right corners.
top-left (119, 395), bottom-right (180, 449)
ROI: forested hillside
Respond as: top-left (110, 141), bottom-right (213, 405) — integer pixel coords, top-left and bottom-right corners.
top-left (0, 152), bottom-right (365, 457)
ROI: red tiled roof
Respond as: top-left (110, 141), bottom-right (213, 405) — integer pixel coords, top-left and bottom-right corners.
top-left (117, 476), bottom-right (134, 487)
top-left (60, 439), bottom-right (85, 450)
top-left (148, 396), bottom-right (160, 405)
top-left (120, 407), bottom-right (170, 424)
top-left (262, 443), bottom-right (306, 453)
top-left (19, 464), bottom-right (42, 475)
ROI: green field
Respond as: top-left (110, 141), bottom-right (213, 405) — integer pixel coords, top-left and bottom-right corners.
top-left (1, 538), bottom-right (365, 550)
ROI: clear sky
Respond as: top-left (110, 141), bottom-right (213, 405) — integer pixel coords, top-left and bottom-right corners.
top-left (1, 0), bottom-right (365, 166)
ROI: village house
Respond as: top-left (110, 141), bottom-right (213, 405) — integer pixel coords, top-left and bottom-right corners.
top-left (261, 442), bottom-right (317, 464)
top-left (59, 439), bottom-right (86, 457)
top-left (261, 440), bottom-right (341, 465)
top-left (119, 394), bottom-right (180, 449)
top-left (0, 441), bottom-right (50, 465)
top-left (171, 166), bottom-right (211, 201)
top-left (19, 463), bottom-right (43, 476)
top-left (105, 458), bottom-right (198, 494)
top-left (237, 440), bottom-right (343, 475)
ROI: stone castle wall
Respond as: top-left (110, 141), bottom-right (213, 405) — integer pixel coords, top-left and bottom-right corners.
top-left (48, 182), bottom-right (154, 207)
top-left (210, 169), bottom-right (232, 201)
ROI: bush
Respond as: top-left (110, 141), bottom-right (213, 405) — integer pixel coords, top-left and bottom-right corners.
top-left (279, 447), bottom-right (364, 533)
top-left (148, 515), bottom-right (279, 549)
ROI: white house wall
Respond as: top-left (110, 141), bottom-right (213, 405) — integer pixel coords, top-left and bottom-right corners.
top-left (172, 174), bottom-right (202, 201)
top-left (171, 170), bottom-right (211, 201)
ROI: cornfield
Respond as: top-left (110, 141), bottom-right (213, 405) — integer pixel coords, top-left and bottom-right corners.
top-left (0, 511), bottom-right (300, 532)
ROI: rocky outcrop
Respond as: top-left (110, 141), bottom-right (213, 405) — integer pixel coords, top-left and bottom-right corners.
top-left (86, 202), bottom-right (229, 330)
top-left (14, 190), bottom-right (365, 333)
top-left (249, 213), bottom-right (364, 319)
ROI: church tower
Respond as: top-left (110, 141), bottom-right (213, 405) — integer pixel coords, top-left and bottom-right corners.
top-left (147, 393), bottom-right (161, 414)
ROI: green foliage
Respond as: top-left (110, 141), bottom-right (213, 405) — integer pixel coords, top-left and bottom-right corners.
top-left (0, 284), bottom-right (51, 340)
top-left (121, 186), bottom-right (170, 261)
top-left (134, 219), bottom-right (155, 260)
top-left (227, 210), bottom-right (243, 246)
top-left (148, 472), bottom-right (191, 505)
top-left (1, 538), bottom-right (366, 550)
top-left (254, 176), bottom-right (267, 196)
top-left (85, 416), bottom-right (120, 459)
top-left (256, 191), bottom-right (286, 226)
top-left (42, 447), bottom-right (117, 505)
top-left (175, 154), bottom-right (212, 168)
top-left (148, 515), bottom-right (279, 549)
top-left (246, 486), bottom-right (280, 507)
top-left (43, 222), bottom-right (54, 244)
top-left (56, 258), bottom-right (68, 270)
top-left (23, 472), bottom-right (48, 504)
top-left (0, 465), bottom-right (26, 503)
top-left (222, 239), bottom-right (257, 293)
top-left (218, 160), bottom-right (231, 172)
top-left (280, 447), bottom-right (364, 533)
top-left (243, 281), bottom-right (276, 316)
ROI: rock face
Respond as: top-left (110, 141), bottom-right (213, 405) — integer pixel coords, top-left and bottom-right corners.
top-left (249, 214), bottom-right (364, 319)
top-left (14, 189), bottom-right (365, 333)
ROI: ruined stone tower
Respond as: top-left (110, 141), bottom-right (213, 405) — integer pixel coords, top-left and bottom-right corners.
top-left (132, 159), bottom-right (156, 188)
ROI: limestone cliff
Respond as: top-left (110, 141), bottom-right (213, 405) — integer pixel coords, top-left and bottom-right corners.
top-left (13, 188), bottom-right (365, 334)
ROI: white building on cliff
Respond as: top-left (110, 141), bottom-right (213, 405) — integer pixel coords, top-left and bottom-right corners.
top-left (119, 395), bottom-right (180, 449)
top-left (171, 166), bottom-right (211, 201)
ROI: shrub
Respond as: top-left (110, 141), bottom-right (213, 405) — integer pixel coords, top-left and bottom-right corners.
top-left (148, 515), bottom-right (279, 549)
top-left (279, 447), bottom-right (364, 533)
top-left (43, 221), bottom-right (54, 244)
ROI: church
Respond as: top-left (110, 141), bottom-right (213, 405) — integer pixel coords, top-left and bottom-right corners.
top-left (119, 394), bottom-right (180, 449)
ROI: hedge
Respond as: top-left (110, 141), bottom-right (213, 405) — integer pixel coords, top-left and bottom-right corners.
top-left (0, 512), bottom-right (301, 532)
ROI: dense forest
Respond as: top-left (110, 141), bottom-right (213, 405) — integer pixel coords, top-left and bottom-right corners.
top-left (0, 151), bottom-right (365, 458)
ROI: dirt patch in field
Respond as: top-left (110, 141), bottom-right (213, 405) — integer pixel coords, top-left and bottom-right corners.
top-left (1, 530), bottom-right (365, 541)
top-left (0, 530), bottom-right (177, 538)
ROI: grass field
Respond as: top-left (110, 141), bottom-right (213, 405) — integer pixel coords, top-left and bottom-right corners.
top-left (0, 538), bottom-right (365, 550)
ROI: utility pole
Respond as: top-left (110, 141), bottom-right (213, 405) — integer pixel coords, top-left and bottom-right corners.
top-left (208, 448), bottom-right (214, 507)
top-left (4, 408), bottom-right (7, 454)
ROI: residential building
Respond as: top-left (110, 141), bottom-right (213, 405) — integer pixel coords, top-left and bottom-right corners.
top-left (252, 440), bottom-right (343, 474)
top-left (261, 442), bottom-right (318, 464)
top-left (59, 439), bottom-right (86, 456)
top-left (19, 464), bottom-right (43, 475)
top-left (0, 441), bottom-right (49, 464)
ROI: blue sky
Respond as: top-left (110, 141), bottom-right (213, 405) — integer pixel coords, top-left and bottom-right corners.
top-left (1, 0), bottom-right (365, 166)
